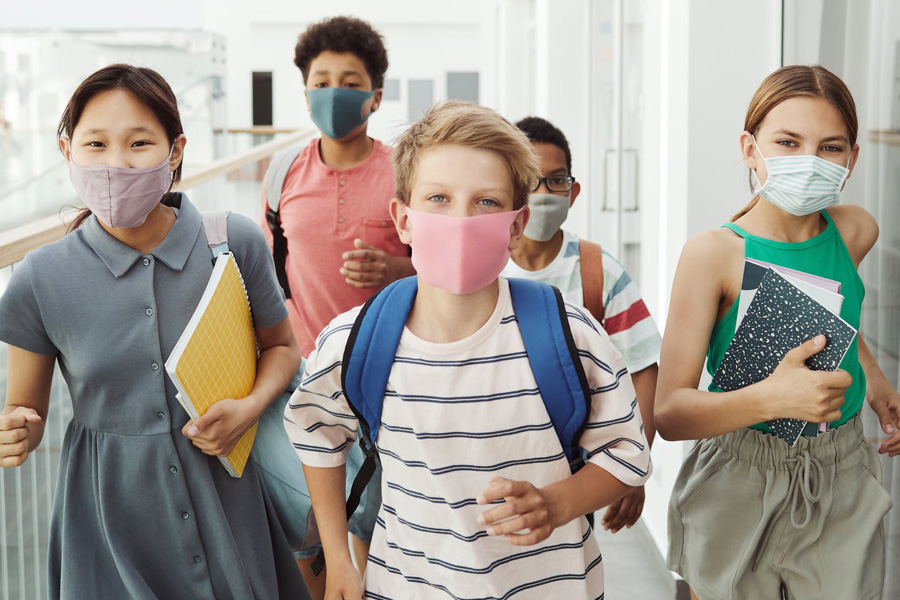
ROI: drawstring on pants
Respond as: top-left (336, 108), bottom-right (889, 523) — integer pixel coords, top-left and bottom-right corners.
top-left (750, 451), bottom-right (824, 571)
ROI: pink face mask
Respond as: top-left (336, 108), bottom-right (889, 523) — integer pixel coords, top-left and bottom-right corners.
top-left (405, 206), bottom-right (524, 295)
top-left (68, 147), bottom-right (174, 228)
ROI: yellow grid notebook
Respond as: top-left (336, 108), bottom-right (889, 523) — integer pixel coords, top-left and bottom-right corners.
top-left (165, 252), bottom-right (258, 478)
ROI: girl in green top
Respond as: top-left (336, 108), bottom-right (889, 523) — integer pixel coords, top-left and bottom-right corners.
top-left (656, 65), bottom-right (899, 600)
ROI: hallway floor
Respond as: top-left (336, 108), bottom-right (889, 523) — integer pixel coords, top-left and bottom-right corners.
top-left (595, 520), bottom-right (677, 599)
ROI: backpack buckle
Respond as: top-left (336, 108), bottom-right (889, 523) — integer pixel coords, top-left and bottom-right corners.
top-left (358, 435), bottom-right (376, 458)
top-left (569, 454), bottom-right (585, 474)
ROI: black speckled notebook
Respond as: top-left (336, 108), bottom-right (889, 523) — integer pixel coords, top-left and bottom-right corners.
top-left (712, 267), bottom-right (857, 446)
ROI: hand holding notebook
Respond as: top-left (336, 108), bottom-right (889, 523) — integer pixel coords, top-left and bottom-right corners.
top-left (761, 335), bottom-right (852, 426)
top-left (166, 252), bottom-right (259, 477)
top-left (712, 267), bottom-right (857, 445)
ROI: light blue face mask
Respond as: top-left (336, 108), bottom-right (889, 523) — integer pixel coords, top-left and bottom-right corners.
top-left (307, 88), bottom-right (375, 140)
top-left (751, 135), bottom-right (852, 216)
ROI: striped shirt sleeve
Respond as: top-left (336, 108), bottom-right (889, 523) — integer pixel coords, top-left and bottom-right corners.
top-left (600, 251), bottom-right (662, 373)
top-left (284, 308), bottom-right (361, 468)
top-left (566, 304), bottom-right (652, 487)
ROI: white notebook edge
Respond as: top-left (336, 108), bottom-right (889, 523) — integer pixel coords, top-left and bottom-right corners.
top-left (164, 253), bottom-right (232, 381)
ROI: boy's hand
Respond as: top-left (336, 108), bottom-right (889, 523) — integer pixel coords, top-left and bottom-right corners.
top-left (477, 476), bottom-right (560, 546)
top-left (601, 485), bottom-right (644, 533)
top-left (0, 407), bottom-right (42, 467)
top-left (182, 397), bottom-right (261, 456)
top-left (341, 239), bottom-right (409, 289)
top-left (325, 561), bottom-right (363, 600)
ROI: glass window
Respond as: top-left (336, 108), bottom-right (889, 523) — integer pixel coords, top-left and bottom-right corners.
top-left (446, 71), bottom-right (479, 104)
top-left (407, 79), bottom-right (434, 122)
top-left (784, 2), bottom-right (900, 596)
top-left (382, 78), bottom-right (400, 101)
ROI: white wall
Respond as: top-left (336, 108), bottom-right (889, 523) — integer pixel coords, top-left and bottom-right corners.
top-left (200, 0), bottom-right (489, 136)
top-left (491, 0), bottom-right (783, 556)
top-left (642, 0), bottom-right (783, 554)
top-left (3, 0), bottom-right (205, 29)
top-left (240, 20), bottom-right (484, 144)
top-left (4, 0), bottom-right (490, 140)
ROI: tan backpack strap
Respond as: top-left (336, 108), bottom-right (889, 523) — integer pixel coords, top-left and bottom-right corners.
top-left (579, 239), bottom-right (605, 323)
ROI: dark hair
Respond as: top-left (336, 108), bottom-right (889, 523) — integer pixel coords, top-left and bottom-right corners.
top-left (732, 64), bottom-right (858, 221)
top-left (293, 16), bottom-right (389, 90)
top-left (58, 64), bottom-right (184, 231)
top-left (515, 116), bottom-right (573, 175)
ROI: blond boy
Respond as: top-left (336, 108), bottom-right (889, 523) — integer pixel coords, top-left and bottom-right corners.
top-left (285, 102), bottom-right (651, 598)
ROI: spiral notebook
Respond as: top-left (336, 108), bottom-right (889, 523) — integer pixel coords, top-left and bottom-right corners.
top-left (165, 252), bottom-right (259, 477)
top-left (712, 267), bottom-right (857, 446)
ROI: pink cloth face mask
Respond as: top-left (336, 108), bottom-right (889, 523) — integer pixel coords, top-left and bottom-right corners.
top-left (68, 147), bottom-right (174, 228)
top-left (405, 206), bottom-right (524, 295)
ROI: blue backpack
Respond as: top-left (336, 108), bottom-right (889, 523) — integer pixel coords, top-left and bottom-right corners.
top-left (310, 275), bottom-right (593, 574)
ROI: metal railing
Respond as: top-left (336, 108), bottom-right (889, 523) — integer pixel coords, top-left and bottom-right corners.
top-left (0, 128), bottom-right (314, 270)
top-left (0, 126), bottom-right (315, 599)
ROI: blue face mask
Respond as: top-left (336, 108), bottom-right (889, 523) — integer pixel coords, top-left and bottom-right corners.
top-left (307, 88), bottom-right (376, 140)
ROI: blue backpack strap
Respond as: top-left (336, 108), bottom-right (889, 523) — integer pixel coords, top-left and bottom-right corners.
top-left (341, 275), bottom-right (419, 446)
top-left (507, 278), bottom-right (591, 470)
top-left (310, 275), bottom-right (418, 576)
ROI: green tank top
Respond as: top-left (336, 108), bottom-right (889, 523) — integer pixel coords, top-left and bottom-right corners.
top-left (706, 210), bottom-right (866, 432)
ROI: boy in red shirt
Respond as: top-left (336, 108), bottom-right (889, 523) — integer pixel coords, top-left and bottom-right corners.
top-left (257, 16), bottom-right (412, 599)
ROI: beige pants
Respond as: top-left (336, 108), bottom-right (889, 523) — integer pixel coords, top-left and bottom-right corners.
top-left (667, 417), bottom-right (891, 600)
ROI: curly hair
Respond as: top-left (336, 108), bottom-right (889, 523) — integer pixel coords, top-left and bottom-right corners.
top-left (294, 16), bottom-right (389, 90)
top-left (514, 116), bottom-right (572, 175)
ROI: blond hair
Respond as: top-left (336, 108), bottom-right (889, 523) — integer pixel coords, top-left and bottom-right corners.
top-left (733, 65), bottom-right (858, 221)
top-left (392, 101), bottom-right (539, 210)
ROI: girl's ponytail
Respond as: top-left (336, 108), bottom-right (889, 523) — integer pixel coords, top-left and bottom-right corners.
top-left (731, 197), bottom-right (760, 222)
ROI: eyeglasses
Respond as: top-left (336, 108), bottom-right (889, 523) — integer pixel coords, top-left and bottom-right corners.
top-left (532, 174), bottom-right (576, 192)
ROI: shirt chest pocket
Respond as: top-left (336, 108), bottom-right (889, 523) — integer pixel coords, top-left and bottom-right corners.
top-left (359, 217), bottom-right (399, 250)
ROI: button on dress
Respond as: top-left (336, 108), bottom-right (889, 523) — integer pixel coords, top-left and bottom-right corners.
top-left (0, 195), bottom-right (309, 600)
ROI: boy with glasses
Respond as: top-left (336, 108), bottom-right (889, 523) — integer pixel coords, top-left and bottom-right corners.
top-left (501, 116), bottom-right (661, 534)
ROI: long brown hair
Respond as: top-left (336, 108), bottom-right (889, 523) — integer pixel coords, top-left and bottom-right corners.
top-left (59, 64), bottom-right (184, 231)
top-left (731, 65), bottom-right (858, 221)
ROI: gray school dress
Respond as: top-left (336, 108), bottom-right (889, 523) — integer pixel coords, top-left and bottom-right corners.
top-left (0, 195), bottom-right (310, 600)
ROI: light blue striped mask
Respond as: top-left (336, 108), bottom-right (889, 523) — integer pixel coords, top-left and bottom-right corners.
top-left (751, 135), bottom-right (851, 216)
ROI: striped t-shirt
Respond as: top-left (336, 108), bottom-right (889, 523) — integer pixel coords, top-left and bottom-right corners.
top-left (286, 278), bottom-right (651, 599)
top-left (501, 229), bottom-right (661, 374)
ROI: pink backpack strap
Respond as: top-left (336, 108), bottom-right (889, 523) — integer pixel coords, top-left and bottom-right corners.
top-left (201, 210), bottom-right (231, 257)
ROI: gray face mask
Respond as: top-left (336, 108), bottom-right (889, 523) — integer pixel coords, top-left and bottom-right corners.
top-left (523, 193), bottom-right (570, 242)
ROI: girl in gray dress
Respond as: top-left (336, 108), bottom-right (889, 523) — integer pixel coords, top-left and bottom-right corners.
top-left (0, 64), bottom-right (311, 600)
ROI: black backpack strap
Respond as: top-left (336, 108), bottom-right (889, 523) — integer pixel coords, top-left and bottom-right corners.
top-left (309, 448), bottom-right (379, 576)
top-left (266, 209), bottom-right (291, 299)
